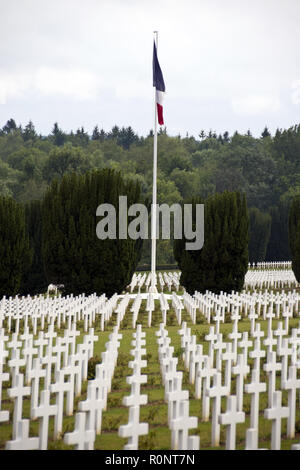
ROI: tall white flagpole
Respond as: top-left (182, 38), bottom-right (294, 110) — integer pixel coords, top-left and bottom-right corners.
top-left (150, 30), bottom-right (158, 293)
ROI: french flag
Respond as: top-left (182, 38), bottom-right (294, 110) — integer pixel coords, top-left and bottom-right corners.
top-left (153, 41), bottom-right (165, 125)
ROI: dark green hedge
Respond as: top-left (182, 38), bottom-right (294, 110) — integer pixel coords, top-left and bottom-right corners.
top-left (42, 169), bottom-right (144, 296)
top-left (173, 191), bottom-right (249, 294)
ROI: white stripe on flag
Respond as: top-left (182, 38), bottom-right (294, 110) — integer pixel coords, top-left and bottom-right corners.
top-left (156, 90), bottom-right (164, 106)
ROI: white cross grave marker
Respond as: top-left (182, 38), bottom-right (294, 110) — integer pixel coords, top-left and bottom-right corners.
top-left (7, 373), bottom-right (31, 439)
top-left (218, 395), bottom-right (245, 450)
top-left (264, 390), bottom-right (289, 450)
top-left (118, 405), bottom-right (149, 450)
top-left (8, 348), bottom-right (26, 387)
top-left (64, 411), bottom-right (95, 450)
top-left (50, 368), bottom-right (74, 439)
top-left (263, 351), bottom-right (282, 407)
top-left (170, 399), bottom-right (198, 450)
top-left (29, 357), bottom-right (46, 419)
top-left (282, 365), bottom-right (300, 439)
top-left (244, 428), bottom-right (267, 451)
top-left (32, 389), bottom-right (58, 450)
top-left (207, 371), bottom-right (229, 447)
top-left (79, 380), bottom-right (104, 434)
top-left (232, 354), bottom-right (249, 412)
top-left (5, 419), bottom-right (39, 450)
top-left (166, 375), bottom-right (189, 449)
top-left (245, 368), bottom-right (266, 431)
top-left (0, 335), bottom-right (9, 423)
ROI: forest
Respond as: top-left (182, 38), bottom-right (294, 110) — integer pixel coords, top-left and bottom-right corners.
top-left (0, 118), bottom-right (299, 267)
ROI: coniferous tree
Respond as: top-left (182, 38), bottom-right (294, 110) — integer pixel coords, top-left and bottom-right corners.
top-left (289, 195), bottom-right (300, 281)
top-left (51, 122), bottom-right (65, 146)
top-left (173, 191), bottom-right (249, 294)
top-left (223, 131), bottom-right (230, 142)
top-left (23, 120), bottom-right (37, 141)
top-left (92, 125), bottom-right (101, 140)
top-left (248, 207), bottom-right (271, 262)
top-left (2, 119), bottom-right (17, 134)
top-left (0, 196), bottom-right (32, 297)
top-left (261, 126), bottom-right (271, 138)
top-left (117, 126), bottom-right (138, 149)
top-left (265, 201), bottom-right (291, 261)
top-left (42, 169), bottom-right (144, 296)
top-left (75, 127), bottom-right (89, 146)
top-left (108, 125), bottom-right (120, 140)
top-left (20, 200), bottom-right (48, 295)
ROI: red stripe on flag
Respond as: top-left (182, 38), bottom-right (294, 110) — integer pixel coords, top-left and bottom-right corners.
top-left (157, 103), bottom-right (164, 125)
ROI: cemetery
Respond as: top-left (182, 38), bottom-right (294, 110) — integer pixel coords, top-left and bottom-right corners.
top-left (1, 267), bottom-right (300, 451)
top-left (1, 3), bottom-right (300, 454)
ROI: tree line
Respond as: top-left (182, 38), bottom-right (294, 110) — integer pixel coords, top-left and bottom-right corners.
top-left (2, 166), bottom-right (300, 298)
top-left (1, 118), bottom-right (300, 266)
top-left (0, 174), bottom-right (250, 297)
top-left (0, 170), bottom-right (143, 298)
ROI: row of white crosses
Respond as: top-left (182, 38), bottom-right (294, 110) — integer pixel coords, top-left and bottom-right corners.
top-left (179, 321), bottom-right (260, 450)
top-left (3, 325), bottom-right (98, 450)
top-left (3, 323), bottom-right (97, 388)
top-left (156, 323), bottom-right (200, 450)
top-left (115, 293), bottom-right (130, 329)
top-left (162, 272), bottom-right (181, 292)
top-left (159, 293), bottom-right (169, 326)
top-left (128, 266), bottom-right (294, 294)
top-left (182, 292), bottom-right (197, 324)
top-left (129, 273), bottom-right (141, 293)
top-left (128, 271), bottom-right (181, 294)
top-left (146, 293), bottom-right (155, 327)
top-left (171, 293), bottom-right (184, 325)
top-left (194, 288), bottom-right (300, 327)
top-left (158, 273), bottom-right (166, 292)
top-left (130, 292), bottom-right (172, 329)
top-left (118, 325), bottom-right (148, 449)
top-left (131, 294), bottom-right (143, 329)
top-left (178, 310), bottom-right (300, 450)
top-left (0, 292), bottom-right (121, 335)
top-left (142, 283), bottom-right (182, 329)
top-left (63, 326), bottom-right (122, 450)
top-left (3, 272), bottom-right (299, 337)
top-left (244, 269), bottom-right (298, 290)
top-left (250, 261), bottom-right (292, 270)
top-left (99, 293), bottom-right (119, 331)
top-left (146, 271), bottom-right (180, 293)
top-left (2, 293), bottom-right (300, 451)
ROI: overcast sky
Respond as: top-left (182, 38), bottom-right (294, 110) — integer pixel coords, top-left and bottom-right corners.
top-left (1, 0), bottom-right (300, 138)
